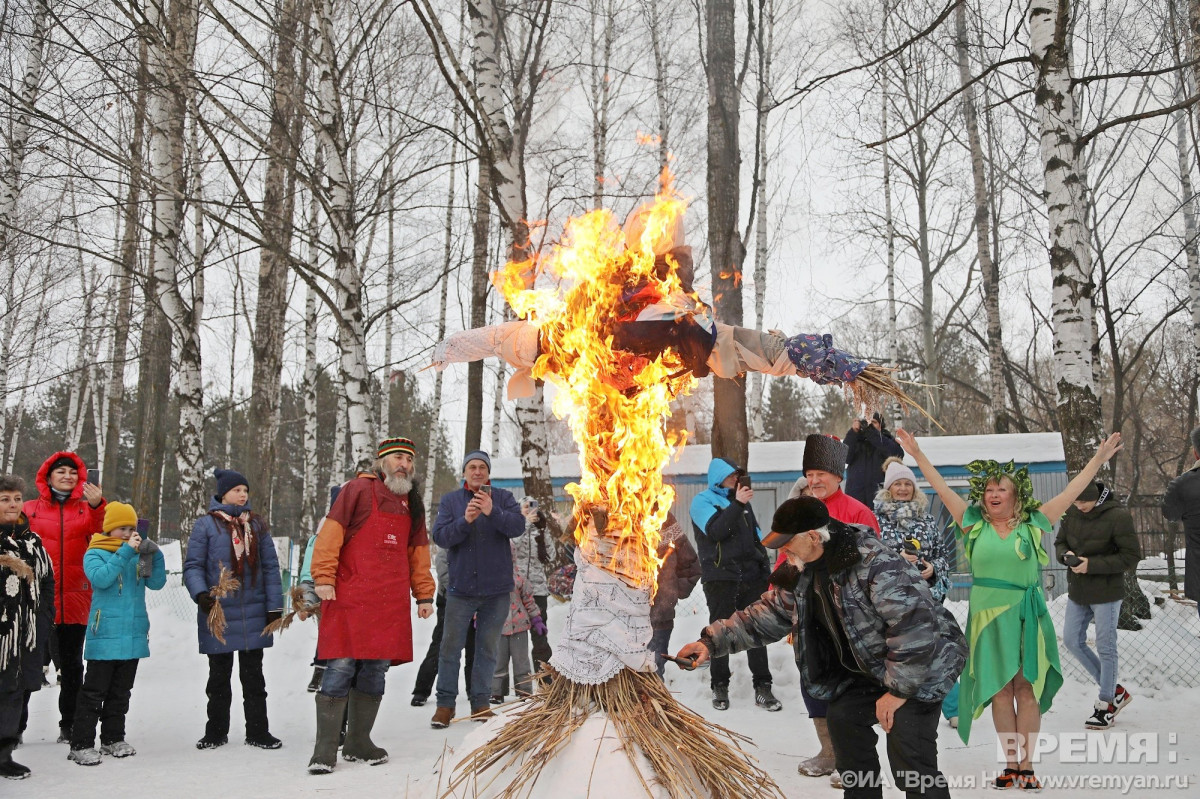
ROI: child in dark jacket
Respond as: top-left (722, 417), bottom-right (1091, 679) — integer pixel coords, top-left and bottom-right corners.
top-left (648, 512), bottom-right (701, 678)
top-left (491, 570), bottom-right (546, 702)
top-left (67, 502), bottom-right (165, 766)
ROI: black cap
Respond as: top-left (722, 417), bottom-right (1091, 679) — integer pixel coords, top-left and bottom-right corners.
top-left (760, 496), bottom-right (830, 549)
top-left (1077, 481), bottom-right (1101, 502)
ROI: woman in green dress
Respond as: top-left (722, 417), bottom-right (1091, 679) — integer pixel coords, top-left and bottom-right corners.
top-left (895, 428), bottom-right (1122, 791)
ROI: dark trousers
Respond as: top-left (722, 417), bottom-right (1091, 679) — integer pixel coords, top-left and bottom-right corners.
top-left (802, 681), bottom-right (829, 718)
top-left (53, 623), bottom-right (86, 732)
top-left (70, 659), bottom-right (139, 749)
top-left (0, 690), bottom-right (23, 751)
top-left (530, 594), bottom-right (552, 668)
top-left (703, 579), bottom-right (772, 688)
top-left (412, 593), bottom-right (474, 699)
top-left (206, 649), bottom-right (269, 739)
top-left (826, 679), bottom-right (949, 799)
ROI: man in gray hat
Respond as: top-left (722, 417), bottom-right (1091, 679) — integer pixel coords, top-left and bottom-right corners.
top-left (678, 497), bottom-right (965, 798)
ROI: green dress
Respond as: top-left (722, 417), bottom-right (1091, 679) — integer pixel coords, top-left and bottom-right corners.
top-left (956, 505), bottom-right (1063, 744)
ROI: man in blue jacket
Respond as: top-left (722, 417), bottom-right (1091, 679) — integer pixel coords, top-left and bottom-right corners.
top-left (689, 457), bottom-right (778, 712)
top-left (429, 450), bottom-right (525, 728)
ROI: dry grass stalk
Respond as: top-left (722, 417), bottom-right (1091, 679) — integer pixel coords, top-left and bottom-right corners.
top-left (851, 365), bottom-right (944, 430)
top-left (206, 563), bottom-right (241, 644)
top-left (442, 667), bottom-right (783, 799)
top-left (262, 585), bottom-right (321, 636)
top-left (0, 554), bottom-right (34, 582)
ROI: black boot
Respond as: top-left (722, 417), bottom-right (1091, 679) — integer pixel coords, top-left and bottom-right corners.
top-left (308, 694), bottom-right (348, 775)
top-left (712, 684), bottom-right (730, 711)
top-left (307, 666), bottom-right (325, 693)
top-left (341, 690), bottom-right (388, 765)
top-left (0, 740), bottom-right (30, 780)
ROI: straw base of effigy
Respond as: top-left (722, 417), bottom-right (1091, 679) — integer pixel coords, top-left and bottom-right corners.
top-left (437, 668), bottom-right (782, 799)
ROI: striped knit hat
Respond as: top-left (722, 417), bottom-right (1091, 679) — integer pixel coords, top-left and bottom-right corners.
top-left (378, 437), bottom-right (417, 459)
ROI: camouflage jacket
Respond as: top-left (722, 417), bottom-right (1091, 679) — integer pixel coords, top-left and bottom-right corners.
top-left (705, 522), bottom-right (966, 703)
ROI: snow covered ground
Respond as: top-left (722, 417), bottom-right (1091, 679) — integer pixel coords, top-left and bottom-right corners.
top-left (7, 578), bottom-right (1199, 798)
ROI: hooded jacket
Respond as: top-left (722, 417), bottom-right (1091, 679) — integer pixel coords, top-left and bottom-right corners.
top-left (24, 451), bottom-right (107, 625)
top-left (844, 424), bottom-right (903, 506)
top-left (1054, 485), bottom-right (1142, 605)
top-left (704, 522), bottom-right (966, 703)
top-left (1163, 462), bottom-right (1200, 602)
top-left (689, 459), bottom-right (770, 583)
top-left (183, 498), bottom-right (283, 654)
top-left (82, 539), bottom-right (167, 660)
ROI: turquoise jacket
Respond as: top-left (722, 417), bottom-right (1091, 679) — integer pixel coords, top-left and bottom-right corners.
top-left (83, 543), bottom-right (167, 660)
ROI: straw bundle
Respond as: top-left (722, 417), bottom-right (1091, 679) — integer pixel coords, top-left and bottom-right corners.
top-left (0, 554), bottom-right (33, 582)
top-left (261, 585), bottom-right (321, 636)
top-left (206, 563), bottom-right (241, 644)
top-left (443, 667), bottom-right (783, 799)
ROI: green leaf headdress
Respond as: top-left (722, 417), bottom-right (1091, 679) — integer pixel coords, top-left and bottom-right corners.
top-left (964, 459), bottom-right (1040, 519)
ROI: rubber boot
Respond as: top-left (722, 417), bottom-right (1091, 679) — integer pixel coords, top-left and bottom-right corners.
top-left (307, 694), bottom-right (348, 775)
top-left (797, 717), bottom-right (836, 777)
top-left (341, 691), bottom-right (388, 765)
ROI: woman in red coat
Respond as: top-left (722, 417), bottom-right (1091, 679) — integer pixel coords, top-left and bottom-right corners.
top-left (23, 451), bottom-right (105, 741)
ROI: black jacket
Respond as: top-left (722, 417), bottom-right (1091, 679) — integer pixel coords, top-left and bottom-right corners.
top-left (1054, 485), bottom-right (1141, 605)
top-left (1163, 464), bottom-right (1200, 601)
top-left (844, 425), bottom-right (903, 507)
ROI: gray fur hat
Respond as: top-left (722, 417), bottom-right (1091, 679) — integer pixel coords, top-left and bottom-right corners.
top-left (803, 434), bottom-right (848, 477)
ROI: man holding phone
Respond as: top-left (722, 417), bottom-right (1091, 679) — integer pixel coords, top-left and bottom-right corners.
top-left (429, 450), bottom-right (526, 728)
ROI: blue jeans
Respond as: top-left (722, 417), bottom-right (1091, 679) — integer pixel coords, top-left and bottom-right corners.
top-left (436, 593), bottom-right (509, 709)
top-left (647, 628), bottom-right (673, 678)
top-left (1063, 598), bottom-right (1121, 702)
top-left (319, 658), bottom-right (389, 698)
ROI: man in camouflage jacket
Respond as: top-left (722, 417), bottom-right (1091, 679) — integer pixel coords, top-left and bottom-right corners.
top-left (678, 497), bottom-right (966, 799)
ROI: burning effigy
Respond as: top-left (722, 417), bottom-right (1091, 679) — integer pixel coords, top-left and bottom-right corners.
top-left (430, 171), bottom-right (923, 799)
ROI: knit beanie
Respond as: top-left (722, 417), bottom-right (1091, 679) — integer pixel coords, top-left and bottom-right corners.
top-left (47, 455), bottom-right (77, 475)
top-left (103, 502), bottom-right (139, 533)
top-left (379, 437), bottom-right (417, 459)
top-left (1191, 426), bottom-right (1200, 455)
top-left (883, 460), bottom-right (918, 490)
top-left (1077, 481), bottom-right (1101, 502)
top-left (462, 450), bottom-right (492, 473)
top-left (803, 434), bottom-right (848, 476)
top-left (214, 468), bottom-right (249, 500)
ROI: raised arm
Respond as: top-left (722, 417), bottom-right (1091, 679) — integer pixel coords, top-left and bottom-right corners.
top-left (894, 429), bottom-right (967, 526)
top-left (1040, 432), bottom-right (1123, 525)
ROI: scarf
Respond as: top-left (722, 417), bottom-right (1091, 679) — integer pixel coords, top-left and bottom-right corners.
top-left (211, 509), bottom-right (258, 584)
top-left (0, 515), bottom-right (52, 673)
top-left (88, 534), bottom-right (126, 552)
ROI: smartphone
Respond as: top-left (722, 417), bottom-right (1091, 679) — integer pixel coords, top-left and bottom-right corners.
top-left (136, 518), bottom-right (150, 536)
top-left (525, 497), bottom-right (538, 509)
top-left (1063, 553), bottom-right (1083, 568)
top-left (736, 472), bottom-right (751, 490)
top-left (89, 471), bottom-right (101, 487)
top-left (479, 485), bottom-right (492, 495)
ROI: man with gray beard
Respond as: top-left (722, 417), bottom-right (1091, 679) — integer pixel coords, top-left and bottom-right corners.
top-left (307, 437), bottom-right (436, 774)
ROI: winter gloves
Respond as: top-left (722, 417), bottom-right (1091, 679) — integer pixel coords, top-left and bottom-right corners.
top-left (137, 537), bottom-right (160, 579)
top-left (531, 616), bottom-right (547, 637)
top-left (195, 591), bottom-right (216, 615)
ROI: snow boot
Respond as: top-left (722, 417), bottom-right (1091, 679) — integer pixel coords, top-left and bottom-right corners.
top-left (430, 706), bottom-right (455, 728)
top-left (0, 740), bottom-right (30, 780)
top-left (68, 747), bottom-right (102, 766)
top-left (341, 690), bottom-right (388, 765)
top-left (308, 694), bottom-right (348, 774)
top-left (797, 717), bottom-right (836, 777)
top-left (100, 741), bottom-right (136, 758)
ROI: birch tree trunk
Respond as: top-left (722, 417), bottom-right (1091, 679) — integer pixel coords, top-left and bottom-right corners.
top-left (746, 0), bottom-right (773, 442)
top-left (424, 133), bottom-right (458, 518)
top-left (881, 12), bottom-right (900, 426)
top-left (1189, 0), bottom-right (1200, 410)
top-left (465, 161), bottom-right (490, 452)
top-left (313, 0), bottom-right (374, 463)
top-left (643, 0), bottom-right (671, 172)
top-left (589, 0), bottom-right (615, 208)
top-left (1029, 0), bottom-right (1103, 471)
top-left (706, 0), bottom-right (749, 466)
top-left (301, 197), bottom-right (321, 538)
top-left (146, 0), bottom-right (205, 534)
top-left (955, 0), bottom-right (1007, 432)
top-left (248, 0), bottom-right (304, 508)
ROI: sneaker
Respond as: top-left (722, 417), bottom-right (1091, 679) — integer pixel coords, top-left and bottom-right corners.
top-left (994, 767), bottom-right (1019, 789)
top-left (1085, 700), bottom-right (1115, 730)
top-left (68, 748), bottom-right (102, 766)
top-left (1112, 684), bottom-right (1133, 717)
top-left (245, 733), bottom-right (282, 750)
top-left (712, 685), bottom-right (730, 711)
top-left (754, 685), bottom-right (783, 712)
top-left (100, 741), bottom-right (136, 758)
top-left (410, 695), bottom-right (428, 707)
top-left (1015, 770), bottom-right (1042, 791)
top-left (430, 706), bottom-right (454, 728)
top-left (196, 734), bottom-right (228, 750)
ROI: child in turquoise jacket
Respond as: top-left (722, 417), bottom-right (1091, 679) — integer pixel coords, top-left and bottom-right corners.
top-left (67, 502), bottom-right (165, 766)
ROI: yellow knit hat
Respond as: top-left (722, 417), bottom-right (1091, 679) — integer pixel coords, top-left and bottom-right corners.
top-left (103, 502), bottom-right (138, 533)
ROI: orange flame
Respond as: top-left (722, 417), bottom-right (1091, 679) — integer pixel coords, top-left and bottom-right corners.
top-left (493, 169), bottom-right (695, 589)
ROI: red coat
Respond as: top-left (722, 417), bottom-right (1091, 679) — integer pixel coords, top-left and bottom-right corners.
top-left (24, 451), bottom-right (106, 625)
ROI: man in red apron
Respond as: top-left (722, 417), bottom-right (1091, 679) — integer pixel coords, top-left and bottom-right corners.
top-left (306, 437), bottom-right (435, 774)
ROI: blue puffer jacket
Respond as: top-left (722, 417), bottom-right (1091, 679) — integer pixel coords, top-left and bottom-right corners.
top-left (183, 499), bottom-right (283, 654)
top-left (431, 485), bottom-right (525, 597)
top-left (83, 543), bottom-right (167, 660)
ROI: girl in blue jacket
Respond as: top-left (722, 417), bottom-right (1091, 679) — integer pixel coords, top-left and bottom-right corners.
top-left (67, 502), bottom-right (165, 766)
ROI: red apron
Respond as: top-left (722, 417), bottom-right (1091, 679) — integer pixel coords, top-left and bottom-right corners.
top-left (317, 482), bottom-right (414, 664)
